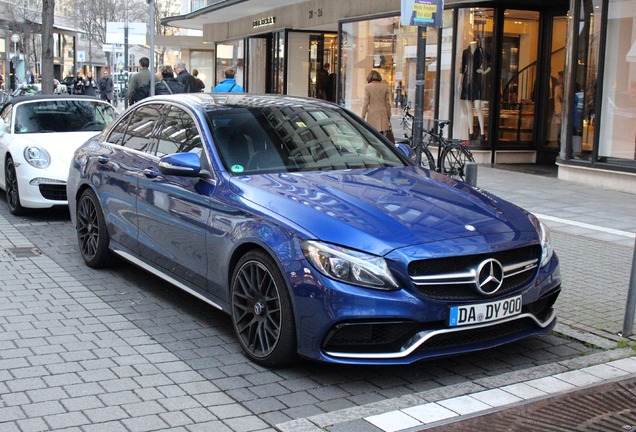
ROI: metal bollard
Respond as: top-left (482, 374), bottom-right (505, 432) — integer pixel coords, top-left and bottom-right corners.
top-left (621, 236), bottom-right (636, 338)
top-left (465, 162), bottom-right (478, 186)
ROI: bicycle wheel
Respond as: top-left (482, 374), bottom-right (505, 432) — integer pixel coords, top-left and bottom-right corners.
top-left (418, 147), bottom-right (436, 171)
top-left (440, 143), bottom-right (474, 181)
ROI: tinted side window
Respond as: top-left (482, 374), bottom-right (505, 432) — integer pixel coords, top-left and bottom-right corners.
top-left (120, 104), bottom-right (164, 153)
top-left (156, 107), bottom-right (203, 157)
top-left (105, 114), bottom-right (131, 145)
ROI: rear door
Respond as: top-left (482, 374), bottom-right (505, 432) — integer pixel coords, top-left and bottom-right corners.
top-left (93, 103), bottom-right (164, 254)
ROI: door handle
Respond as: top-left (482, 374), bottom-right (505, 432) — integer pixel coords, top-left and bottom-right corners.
top-left (143, 168), bottom-right (158, 178)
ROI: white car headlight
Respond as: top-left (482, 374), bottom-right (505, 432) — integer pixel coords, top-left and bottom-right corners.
top-left (301, 240), bottom-right (399, 290)
top-left (529, 215), bottom-right (554, 267)
top-left (24, 146), bottom-right (51, 169)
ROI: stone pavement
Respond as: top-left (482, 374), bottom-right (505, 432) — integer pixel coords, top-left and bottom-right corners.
top-left (0, 165), bottom-right (635, 432)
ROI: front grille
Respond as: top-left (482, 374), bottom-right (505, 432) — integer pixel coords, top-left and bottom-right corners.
top-left (408, 245), bottom-right (541, 301)
top-left (39, 184), bottom-right (67, 201)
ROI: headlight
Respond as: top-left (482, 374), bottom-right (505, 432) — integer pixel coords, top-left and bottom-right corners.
top-left (24, 146), bottom-right (51, 169)
top-left (301, 240), bottom-right (399, 290)
top-left (529, 215), bottom-right (554, 267)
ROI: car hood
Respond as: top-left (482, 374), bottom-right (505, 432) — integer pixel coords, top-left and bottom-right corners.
top-left (17, 132), bottom-right (99, 165)
top-left (230, 167), bottom-right (538, 256)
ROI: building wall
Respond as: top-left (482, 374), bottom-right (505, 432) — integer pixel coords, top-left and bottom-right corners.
top-left (203, 0), bottom-right (402, 42)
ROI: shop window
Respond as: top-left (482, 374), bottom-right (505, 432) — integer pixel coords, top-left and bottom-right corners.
top-left (215, 41), bottom-right (244, 88)
top-left (341, 16), bottom-right (438, 137)
top-left (598, 0), bottom-right (636, 164)
top-left (191, 50), bottom-right (213, 93)
top-left (453, 8), bottom-right (494, 145)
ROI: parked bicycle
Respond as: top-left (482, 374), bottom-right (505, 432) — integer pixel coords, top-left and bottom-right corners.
top-left (400, 103), bottom-right (475, 181)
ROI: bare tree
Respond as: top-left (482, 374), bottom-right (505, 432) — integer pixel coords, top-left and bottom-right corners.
top-left (41, 0), bottom-right (55, 94)
top-left (153, 0), bottom-right (181, 67)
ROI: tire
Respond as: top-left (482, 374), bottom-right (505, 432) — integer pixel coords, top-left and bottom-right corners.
top-left (419, 148), bottom-right (437, 171)
top-left (5, 156), bottom-right (26, 215)
top-left (76, 188), bottom-right (113, 268)
top-left (441, 143), bottom-right (474, 181)
top-left (231, 250), bottom-right (297, 367)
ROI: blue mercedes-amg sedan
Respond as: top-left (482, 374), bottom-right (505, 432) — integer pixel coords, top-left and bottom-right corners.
top-left (67, 93), bottom-right (560, 367)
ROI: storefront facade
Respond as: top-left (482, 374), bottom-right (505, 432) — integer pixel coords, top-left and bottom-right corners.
top-left (165, 0), bottom-right (636, 193)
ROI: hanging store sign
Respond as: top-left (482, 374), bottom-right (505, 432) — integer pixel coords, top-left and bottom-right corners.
top-left (401, 0), bottom-right (443, 28)
top-left (253, 16), bottom-right (276, 29)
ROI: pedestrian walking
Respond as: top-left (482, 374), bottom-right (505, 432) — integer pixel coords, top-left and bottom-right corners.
top-left (213, 67), bottom-right (244, 93)
top-left (128, 57), bottom-right (152, 105)
top-left (361, 70), bottom-right (392, 140)
top-left (98, 70), bottom-right (115, 105)
top-left (155, 65), bottom-right (186, 95)
top-left (83, 72), bottom-right (97, 97)
top-left (192, 69), bottom-right (205, 92)
top-left (173, 60), bottom-right (198, 93)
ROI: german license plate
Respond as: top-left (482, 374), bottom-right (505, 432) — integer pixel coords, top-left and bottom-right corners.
top-left (449, 296), bottom-right (522, 327)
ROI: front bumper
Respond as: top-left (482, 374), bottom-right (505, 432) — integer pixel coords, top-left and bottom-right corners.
top-left (321, 287), bottom-right (559, 363)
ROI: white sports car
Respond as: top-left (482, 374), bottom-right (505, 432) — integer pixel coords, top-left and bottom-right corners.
top-left (0, 95), bottom-right (118, 215)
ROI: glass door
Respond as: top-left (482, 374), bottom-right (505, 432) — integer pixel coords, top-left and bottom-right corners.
top-left (541, 14), bottom-right (568, 162)
top-left (497, 10), bottom-right (540, 149)
top-left (247, 36), bottom-right (269, 94)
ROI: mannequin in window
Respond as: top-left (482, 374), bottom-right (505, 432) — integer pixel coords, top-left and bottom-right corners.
top-left (458, 39), bottom-right (491, 141)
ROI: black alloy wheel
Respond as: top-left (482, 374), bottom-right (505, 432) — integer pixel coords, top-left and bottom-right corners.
top-left (231, 250), bottom-right (297, 367)
top-left (76, 189), bottom-right (113, 268)
top-left (5, 156), bottom-right (26, 215)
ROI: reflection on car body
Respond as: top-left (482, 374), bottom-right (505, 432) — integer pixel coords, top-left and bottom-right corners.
top-left (67, 93), bottom-right (561, 367)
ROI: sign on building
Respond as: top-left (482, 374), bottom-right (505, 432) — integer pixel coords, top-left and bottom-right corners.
top-left (401, 0), bottom-right (443, 28)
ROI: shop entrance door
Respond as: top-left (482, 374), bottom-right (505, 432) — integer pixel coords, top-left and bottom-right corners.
top-left (538, 12), bottom-right (568, 164)
top-left (496, 10), bottom-right (541, 153)
top-left (247, 35), bottom-right (270, 94)
top-left (286, 32), bottom-right (337, 98)
top-left (495, 8), bottom-right (567, 164)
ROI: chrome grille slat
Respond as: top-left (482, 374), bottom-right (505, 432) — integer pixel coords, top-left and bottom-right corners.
top-left (408, 246), bottom-right (541, 300)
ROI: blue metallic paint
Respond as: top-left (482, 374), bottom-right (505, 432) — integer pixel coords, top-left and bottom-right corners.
top-left (67, 94), bottom-right (561, 366)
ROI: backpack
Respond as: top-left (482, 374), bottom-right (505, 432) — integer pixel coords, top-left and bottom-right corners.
top-left (132, 83), bottom-right (150, 103)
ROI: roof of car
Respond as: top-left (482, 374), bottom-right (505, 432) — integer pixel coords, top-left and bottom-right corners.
top-left (144, 93), bottom-right (339, 111)
top-left (8, 94), bottom-right (106, 106)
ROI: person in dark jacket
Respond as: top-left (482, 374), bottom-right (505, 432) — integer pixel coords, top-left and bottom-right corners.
top-left (98, 70), bottom-right (115, 105)
top-left (73, 71), bottom-right (85, 95)
top-left (83, 72), bottom-right (97, 96)
top-left (173, 60), bottom-right (198, 93)
top-left (192, 69), bottom-right (205, 92)
top-left (155, 65), bottom-right (185, 95)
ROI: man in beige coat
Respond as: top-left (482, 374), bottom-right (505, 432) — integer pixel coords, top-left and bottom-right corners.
top-left (361, 70), bottom-right (392, 134)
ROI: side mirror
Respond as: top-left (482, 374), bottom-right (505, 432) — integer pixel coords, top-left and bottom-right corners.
top-left (158, 152), bottom-right (213, 179)
top-left (158, 153), bottom-right (202, 177)
top-left (395, 143), bottom-right (414, 159)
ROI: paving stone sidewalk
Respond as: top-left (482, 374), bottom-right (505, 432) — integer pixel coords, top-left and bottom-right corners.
top-left (0, 165), bottom-right (634, 432)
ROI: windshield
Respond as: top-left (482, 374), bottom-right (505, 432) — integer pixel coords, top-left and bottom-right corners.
top-left (206, 106), bottom-right (406, 174)
top-left (15, 100), bottom-right (118, 134)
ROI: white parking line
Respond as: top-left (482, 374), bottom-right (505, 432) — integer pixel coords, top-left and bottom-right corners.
top-left (535, 213), bottom-right (636, 239)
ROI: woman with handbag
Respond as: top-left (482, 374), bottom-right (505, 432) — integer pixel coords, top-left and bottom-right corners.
top-left (361, 70), bottom-right (394, 142)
